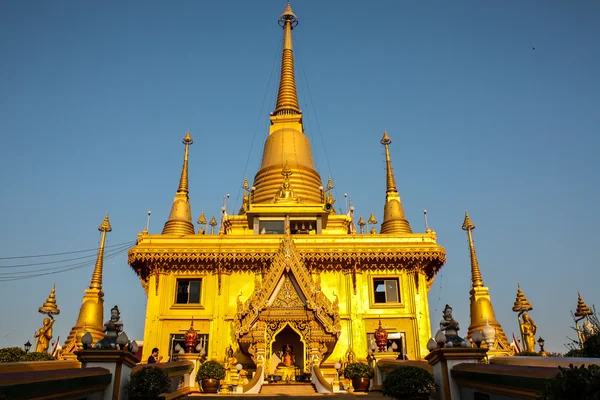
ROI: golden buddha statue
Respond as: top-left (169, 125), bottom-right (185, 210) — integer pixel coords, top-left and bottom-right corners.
top-left (520, 313), bottom-right (537, 352)
top-left (274, 343), bottom-right (296, 383)
top-left (34, 317), bottom-right (55, 353)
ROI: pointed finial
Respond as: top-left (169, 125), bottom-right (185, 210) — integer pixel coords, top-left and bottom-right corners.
top-left (99, 212), bottom-right (112, 232)
top-left (326, 176), bottom-right (334, 191)
top-left (574, 291), bottom-right (593, 318)
top-left (368, 212), bottom-right (378, 225)
top-left (197, 211), bottom-right (207, 225)
top-left (209, 216), bottom-right (217, 234)
top-left (273, 1), bottom-right (301, 116)
top-left (462, 211), bottom-right (475, 231)
top-left (512, 282), bottom-right (533, 313)
top-left (89, 213), bottom-right (111, 290)
top-left (162, 132), bottom-right (195, 235)
top-left (242, 176), bottom-right (249, 191)
top-left (462, 211), bottom-right (484, 287)
top-left (38, 283), bottom-right (60, 316)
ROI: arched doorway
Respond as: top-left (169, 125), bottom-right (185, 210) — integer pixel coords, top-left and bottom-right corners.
top-left (270, 325), bottom-right (305, 378)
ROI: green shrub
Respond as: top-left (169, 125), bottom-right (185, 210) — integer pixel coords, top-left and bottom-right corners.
top-left (540, 364), bottom-right (600, 400)
top-left (197, 360), bottom-right (226, 381)
top-left (343, 362), bottom-right (374, 379)
top-left (583, 333), bottom-right (600, 358)
top-left (127, 366), bottom-right (170, 400)
top-left (0, 347), bottom-right (26, 363)
top-left (565, 348), bottom-right (585, 358)
top-left (383, 366), bottom-right (435, 399)
top-left (20, 352), bottom-right (55, 361)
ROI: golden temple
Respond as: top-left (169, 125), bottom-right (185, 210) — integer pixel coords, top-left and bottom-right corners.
top-left (127, 2), bottom-right (446, 376)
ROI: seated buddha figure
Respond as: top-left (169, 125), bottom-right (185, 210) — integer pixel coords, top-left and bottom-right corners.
top-left (274, 344), bottom-right (296, 383)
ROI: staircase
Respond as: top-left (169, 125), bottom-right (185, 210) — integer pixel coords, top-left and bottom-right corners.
top-left (260, 382), bottom-right (318, 396)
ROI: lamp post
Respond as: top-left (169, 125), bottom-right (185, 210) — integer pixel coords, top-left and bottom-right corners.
top-left (333, 361), bottom-right (342, 391)
top-left (537, 337), bottom-right (547, 356)
top-left (24, 341), bottom-right (32, 353)
top-left (236, 363), bottom-right (243, 393)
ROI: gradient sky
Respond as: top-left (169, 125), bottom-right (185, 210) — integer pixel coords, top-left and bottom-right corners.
top-left (1, 1), bottom-right (598, 354)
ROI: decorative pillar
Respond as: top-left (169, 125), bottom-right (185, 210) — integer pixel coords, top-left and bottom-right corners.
top-left (178, 353), bottom-right (200, 392)
top-left (76, 350), bottom-right (140, 400)
top-left (425, 348), bottom-right (487, 400)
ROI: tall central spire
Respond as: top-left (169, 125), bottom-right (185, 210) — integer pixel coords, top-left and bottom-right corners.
top-left (273, 2), bottom-right (301, 116)
top-left (251, 2), bottom-right (323, 205)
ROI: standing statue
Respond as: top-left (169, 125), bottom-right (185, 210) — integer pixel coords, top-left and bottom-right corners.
top-left (35, 317), bottom-right (55, 353)
top-left (520, 313), bottom-right (537, 352)
top-left (96, 305), bottom-right (124, 349)
top-left (440, 304), bottom-right (465, 346)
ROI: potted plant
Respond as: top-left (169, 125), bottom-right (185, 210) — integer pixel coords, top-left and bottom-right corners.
top-left (197, 360), bottom-right (226, 393)
top-left (383, 366), bottom-right (435, 400)
top-left (343, 362), bottom-right (374, 392)
top-left (127, 366), bottom-right (170, 400)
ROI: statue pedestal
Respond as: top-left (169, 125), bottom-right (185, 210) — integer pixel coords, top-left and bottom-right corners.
top-left (178, 353), bottom-right (201, 392)
top-left (425, 348), bottom-right (487, 400)
top-left (372, 351), bottom-right (397, 389)
top-left (75, 350), bottom-right (140, 400)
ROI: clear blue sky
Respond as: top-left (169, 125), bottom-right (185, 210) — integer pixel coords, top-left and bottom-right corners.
top-left (1, 1), bottom-right (598, 354)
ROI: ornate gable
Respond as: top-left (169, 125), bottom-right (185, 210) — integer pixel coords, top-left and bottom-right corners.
top-left (234, 233), bottom-right (340, 341)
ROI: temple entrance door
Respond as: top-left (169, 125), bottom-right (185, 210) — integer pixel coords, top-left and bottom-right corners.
top-left (270, 325), bottom-right (305, 380)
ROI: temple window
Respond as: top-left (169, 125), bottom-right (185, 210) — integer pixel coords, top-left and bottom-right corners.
top-left (373, 278), bottom-right (400, 304)
top-left (175, 279), bottom-right (202, 304)
top-left (258, 220), bottom-right (285, 234)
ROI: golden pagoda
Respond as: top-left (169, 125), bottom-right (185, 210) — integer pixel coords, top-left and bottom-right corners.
top-left (462, 212), bottom-right (512, 356)
top-left (128, 2), bottom-right (445, 381)
top-left (61, 213), bottom-right (112, 359)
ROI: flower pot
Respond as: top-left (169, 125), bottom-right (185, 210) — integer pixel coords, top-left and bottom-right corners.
top-left (352, 377), bottom-right (370, 392)
top-left (201, 378), bottom-right (219, 393)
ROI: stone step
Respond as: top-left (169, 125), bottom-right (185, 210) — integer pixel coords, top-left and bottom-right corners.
top-left (260, 382), bottom-right (317, 395)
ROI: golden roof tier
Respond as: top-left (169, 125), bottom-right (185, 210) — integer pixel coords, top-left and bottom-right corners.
top-left (252, 2), bottom-right (323, 205)
top-left (462, 212), bottom-right (512, 356)
top-left (574, 291), bottom-right (592, 318)
top-left (38, 283), bottom-right (60, 316)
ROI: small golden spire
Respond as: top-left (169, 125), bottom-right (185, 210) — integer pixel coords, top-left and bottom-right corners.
top-left (163, 132), bottom-right (195, 235)
top-left (574, 291), bottom-right (592, 318)
top-left (197, 210), bottom-right (207, 225)
top-left (61, 215), bottom-right (110, 359)
top-left (38, 283), bottom-right (60, 316)
top-left (242, 176), bottom-right (249, 191)
top-left (379, 131), bottom-right (412, 234)
top-left (273, 2), bottom-right (301, 116)
top-left (462, 212), bottom-right (484, 287)
top-left (463, 213), bottom-right (512, 355)
top-left (512, 282), bottom-right (533, 313)
top-left (326, 176), bottom-right (334, 191)
top-left (368, 212), bottom-right (378, 225)
top-left (209, 216), bottom-right (217, 235)
top-left (357, 216), bottom-right (366, 234)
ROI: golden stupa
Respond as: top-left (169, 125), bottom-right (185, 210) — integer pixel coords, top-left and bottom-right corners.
top-left (128, 2), bottom-right (446, 379)
top-left (462, 212), bottom-right (512, 356)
